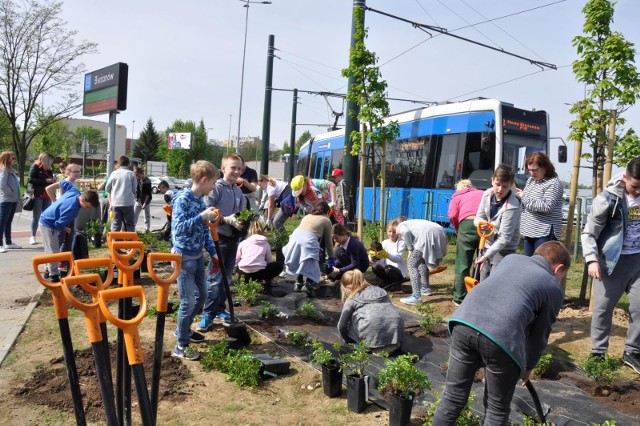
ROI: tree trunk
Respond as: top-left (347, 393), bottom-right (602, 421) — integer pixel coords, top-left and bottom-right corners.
top-left (564, 137), bottom-right (583, 295)
top-left (357, 123), bottom-right (367, 241)
top-left (603, 110), bottom-right (616, 185)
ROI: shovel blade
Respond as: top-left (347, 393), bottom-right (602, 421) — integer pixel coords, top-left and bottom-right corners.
top-left (464, 276), bottom-right (479, 293)
top-left (223, 322), bottom-right (251, 347)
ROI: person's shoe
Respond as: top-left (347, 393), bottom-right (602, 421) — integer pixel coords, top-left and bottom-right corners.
top-left (172, 345), bottom-right (200, 361)
top-left (452, 299), bottom-right (462, 307)
top-left (400, 295), bottom-right (422, 306)
top-left (214, 311), bottom-right (231, 323)
top-left (589, 352), bottom-right (605, 360)
top-left (421, 287), bottom-right (433, 297)
top-left (48, 275), bottom-right (60, 283)
top-left (173, 329), bottom-right (206, 343)
top-left (29, 236), bottom-right (37, 245)
top-left (303, 281), bottom-right (316, 298)
top-left (0, 246), bottom-right (6, 253)
top-left (196, 314), bottom-right (214, 332)
top-left (623, 351), bottom-right (640, 374)
top-left (279, 270), bottom-right (288, 278)
top-left (5, 243), bottom-right (21, 249)
top-left (293, 282), bottom-right (303, 292)
top-left (43, 269), bottom-right (50, 279)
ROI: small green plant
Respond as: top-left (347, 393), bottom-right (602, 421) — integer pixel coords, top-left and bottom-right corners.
top-left (377, 354), bottom-right (431, 398)
top-left (294, 301), bottom-right (325, 323)
top-left (84, 219), bottom-right (103, 236)
top-left (591, 421), bottom-right (617, 426)
top-left (339, 341), bottom-right (372, 377)
top-left (235, 276), bottom-right (263, 305)
top-left (533, 353), bottom-right (553, 377)
top-left (423, 389), bottom-right (480, 426)
top-left (308, 340), bottom-right (341, 366)
top-left (268, 226), bottom-right (289, 248)
top-left (363, 221), bottom-right (382, 245)
top-left (416, 302), bottom-right (443, 335)
top-left (146, 305), bottom-right (158, 318)
top-left (201, 341), bottom-right (229, 373)
top-left (169, 299), bottom-right (181, 321)
top-left (582, 354), bottom-right (623, 389)
top-left (287, 330), bottom-right (310, 347)
top-left (236, 208), bottom-right (255, 223)
top-left (260, 301), bottom-right (278, 319)
top-left (225, 347), bottom-right (262, 388)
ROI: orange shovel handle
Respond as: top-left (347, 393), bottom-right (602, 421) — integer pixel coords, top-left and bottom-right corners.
top-left (476, 221), bottom-right (495, 251)
top-left (429, 265), bottom-right (447, 275)
top-left (147, 253), bottom-right (181, 312)
top-left (62, 274), bottom-right (104, 343)
top-left (73, 258), bottom-right (114, 290)
top-left (162, 204), bottom-right (172, 216)
top-left (204, 208), bottom-right (221, 242)
top-left (32, 252), bottom-right (75, 319)
top-left (98, 286), bottom-right (147, 366)
top-left (106, 231), bottom-right (138, 250)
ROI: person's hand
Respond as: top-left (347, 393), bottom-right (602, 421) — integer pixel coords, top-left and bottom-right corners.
top-left (587, 261), bottom-right (601, 281)
top-left (223, 214), bottom-right (242, 230)
top-left (209, 256), bottom-right (220, 275)
top-left (200, 208), bottom-right (218, 223)
top-left (342, 209), bottom-right (348, 218)
top-left (475, 255), bottom-right (488, 271)
top-left (235, 177), bottom-right (245, 187)
top-left (327, 258), bottom-right (336, 269)
top-left (516, 188), bottom-right (524, 198)
top-left (328, 201), bottom-right (335, 209)
top-left (521, 370), bottom-right (532, 386)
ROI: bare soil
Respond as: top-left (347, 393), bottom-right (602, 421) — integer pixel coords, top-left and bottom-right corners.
top-left (1, 264), bottom-right (639, 424)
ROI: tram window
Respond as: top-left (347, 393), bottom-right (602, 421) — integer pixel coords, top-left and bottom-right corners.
top-left (435, 135), bottom-right (459, 189)
top-left (309, 153), bottom-right (318, 178)
top-left (463, 132), bottom-right (495, 190)
top-left (331, 149), bottom-right (344, 174)
top-left (322, 154), bottom-right (331, 179)
top-left (297, 156), bottom-right (310, 176)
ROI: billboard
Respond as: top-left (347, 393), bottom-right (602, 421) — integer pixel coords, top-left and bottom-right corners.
top-left (168, 132), bottom-right (192, 150)
top-left (83, 62), bottom-right (128, 116)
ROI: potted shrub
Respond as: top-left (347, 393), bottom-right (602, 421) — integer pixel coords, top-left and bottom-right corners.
top-left (308, 340), bottom-right (342, 398)
top-left (84, 219), bottom-right (104, 248)
top-left (339, 341), bottom-right (372, 413)
top-left (377, 354), bottom-right (431, 426)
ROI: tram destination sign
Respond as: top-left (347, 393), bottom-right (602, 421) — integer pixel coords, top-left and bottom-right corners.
top-left (501, 105), bottom-right (547, 140)
top-left (83, 62), bottom-right (128, 116)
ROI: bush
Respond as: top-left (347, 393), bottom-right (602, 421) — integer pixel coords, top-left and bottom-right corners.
top-left (201, 342), bottom-right (262, 388)
top-left (416, 302), bottom-right (443, 335)
top-left (201, 341), bottom-right (229, 373)
top-left (294, 301), bottom-right (325, 323)
top-left (260, 301), bottom-right (278, 319)
top-left (287, 330), bottom-right (310, 347)
top-left (339, 341), bottom-right (372, 377)
top-left (377, 354), bottom-right (431, 398)
top-left (308, 340), bottom-right (340, 366)
top-left (533, 353), bottom-right (553, 377)
top-left (582, 354), bottom-right (622, 389)
top-left (423, 389), bottom-right (480, 426)
top-left (235, 276), bottom-right (263, 305)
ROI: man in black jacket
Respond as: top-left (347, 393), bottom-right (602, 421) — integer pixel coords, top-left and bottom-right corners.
top-left (134, 167), bottom-right (153, 232)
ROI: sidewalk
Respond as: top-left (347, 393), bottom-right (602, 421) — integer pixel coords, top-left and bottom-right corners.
top-left (0, 209), bottom-right (46, 366)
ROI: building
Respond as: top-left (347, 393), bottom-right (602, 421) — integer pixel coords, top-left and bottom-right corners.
top-left (62, 118), bottom-right (129, 166)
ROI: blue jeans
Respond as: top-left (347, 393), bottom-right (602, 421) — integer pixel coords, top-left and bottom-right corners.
top-left (176, 256), bottom-right (207, 347)
top-left (0, 202), bottom-right (18, 245)
top-left (433, 324), bottom-right (521, 426)
top-left (31, 197), bottom-right (51, 237)
top-left (523, 226), bottom-right (556, 257)
top-left (203, 235), bottom-right (239, 317)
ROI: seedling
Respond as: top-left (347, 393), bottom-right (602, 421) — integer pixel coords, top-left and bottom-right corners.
top-left (294, 301), bottom-right (325, 323)
top-left (224, 348), bottom-right (262, 388)
top-left (287, 330), bottom-right (310, 347)
top-left (236, 208), bottom-right (255, 223)
top-left (377, 354), bottom-right (431, 398)
top-left (169, 299), bottom-right (181, 321)
top-left (339, 341), bottom-right (372, 377)
top-left (308, 340), bottom-right (341, 367)
top-left (201, 341), bottom-right (229, 373)
top-left (260, 301), bottom-right (278, 319)
top-left (423, 389), bottom-right (480, 426)
top-left (416, 302), bottom-right (443, 335)
top-left (582, 354), bottom-right (623, 389)
top-left (235, 276), bottom-right (262, 305)
top-left (533, 353), bottom-right (553, 377)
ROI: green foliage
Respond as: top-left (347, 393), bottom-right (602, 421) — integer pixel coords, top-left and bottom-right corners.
top-left (308, 340), bottom-right (341, 367)
top-left (522, 416), bottom-right (554, 426)
top-left (416, 303), bottom-right (443, 335)
top-left (287, 330), bottom-right (310, 347)
top-left (146, 305), bottom-right (158, 318)
top-left (613, 128), bottom-right (640, 167)
top-left (377, 354), bottom-right (431, 398)
top-left (137, 231), bottom-right (171, 253)
top-left (267, 226), bottom-right (289, 249)
top-left (133, 118), bottom-right (162, 164)
top-left (295, 130), bottom-right (312, 153)
top-left (294, 301), bottom-right (325, 323)
top-left (260, 301), bottom-right (278, 320)
top-left (84, 219), bottom-right (103, 236)
top-left (201, 341), bottom-right (231, 373)
top-left (30, 118), bottom-right (73, 160)
top-left (591, 421), bottom-right (617, 426)
top-left (201, 342), bottom-right (262, 388)
top-left (533, 353), bottom-right (553, 377)
top-left (72, 126), bottom-right (106, 158)
top-left (582, 354), bottom-right (623, 388)
top-left (235, 276), bottom-right (263, 305)
top-left (339, 341), bottom-right (372, 377)
top-left (169, 299), bottom-right (181, 321)
top-left (362, 221), bottom-right (382, 245)
top-left (236, 208), bottom-right (255, 223)
top-left (423, 389), bottom-right (480, 426)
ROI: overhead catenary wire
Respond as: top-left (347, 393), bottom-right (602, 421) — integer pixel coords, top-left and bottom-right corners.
top-left (434, 0), bottom-right (503, 50)
top-left (365, 6), bottom-right (557, 70)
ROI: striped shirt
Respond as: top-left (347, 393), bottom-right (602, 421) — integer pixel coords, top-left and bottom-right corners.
top-left (520, 175), bottom-right (564, 239)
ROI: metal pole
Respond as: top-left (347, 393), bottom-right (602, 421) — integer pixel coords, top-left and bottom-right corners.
top-left (227, 114), bottom-right (232, 154)
top-left (288, 89), bottom-right (298, 181)
top-left (236, 2), bottom-right (251, 153)
top-left (260, 34), bottom-right (274, 176)
top-left (107, 111), bottom-right (117, 175)
top-left (82, 136), bottom-right (87, 178)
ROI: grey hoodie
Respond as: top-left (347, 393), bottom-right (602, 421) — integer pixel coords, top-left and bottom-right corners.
top-left (337, 285), bottom-right (404, 349)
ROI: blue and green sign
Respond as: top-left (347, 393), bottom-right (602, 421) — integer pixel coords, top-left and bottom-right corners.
top-left (83, 63), bottom-right (128, 116)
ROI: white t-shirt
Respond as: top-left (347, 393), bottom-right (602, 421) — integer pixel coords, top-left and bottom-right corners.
top-left (266, 180), bottom-right (288, 199)
top-left (622, 193), bottom-right (640, 254)
top-left (372, 238), bottom-right (407, 277)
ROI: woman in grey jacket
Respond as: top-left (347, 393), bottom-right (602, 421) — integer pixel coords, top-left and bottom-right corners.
top-left (0, 151), bottom-right (21, 252)
top-left (338, 270), bottom-right (404, 353)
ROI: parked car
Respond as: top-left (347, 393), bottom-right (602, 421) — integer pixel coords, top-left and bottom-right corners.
top-left (149, 176), bottom-right (184, 194)
top-left (562, 195), bottom-right (592, 226)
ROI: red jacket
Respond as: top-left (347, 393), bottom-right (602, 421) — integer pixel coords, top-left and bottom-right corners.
top-left (448, 188), bottom-right (483, 231)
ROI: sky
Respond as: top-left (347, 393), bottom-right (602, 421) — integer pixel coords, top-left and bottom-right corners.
top-left (58, 0), bottom-right (640, 184)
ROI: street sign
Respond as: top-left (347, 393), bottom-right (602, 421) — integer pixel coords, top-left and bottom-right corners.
top-left (83, 63), bottom-right (128, 116)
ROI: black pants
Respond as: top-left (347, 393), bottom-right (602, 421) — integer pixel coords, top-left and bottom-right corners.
top-left (372, 263), bottom-right (404, 285)
top-left (239, 262), bottom-right (283, 284)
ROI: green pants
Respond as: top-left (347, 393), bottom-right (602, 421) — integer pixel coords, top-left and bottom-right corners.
top-left (453, 219), bottom-right (480, 303)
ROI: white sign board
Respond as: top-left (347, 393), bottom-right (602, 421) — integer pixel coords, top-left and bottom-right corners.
top-left (168, 132), bottom-right (192, 150)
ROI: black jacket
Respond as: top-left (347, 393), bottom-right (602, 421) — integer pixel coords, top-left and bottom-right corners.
top-left (28, 162), bottom-right (54, 198)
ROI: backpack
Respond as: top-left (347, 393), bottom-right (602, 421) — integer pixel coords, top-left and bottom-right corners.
top-left (72, 233), bottom-right (89, 260)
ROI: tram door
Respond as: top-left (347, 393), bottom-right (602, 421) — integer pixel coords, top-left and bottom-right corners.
top-left (434, 134), bottom-right (462, 189)
top-left (313, 151), bottom-right (332, 179)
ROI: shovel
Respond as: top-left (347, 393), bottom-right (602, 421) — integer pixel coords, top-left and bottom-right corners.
top-left (99, 286), bottom-right (154, 426)
top-left (110, 240), bottom-right (145, 426)
top-left (61, 274), bottom-right (118, 426)
top-left (32, 252), bottom-right (86, 426)
top-left (205, 209), bottom-right (251, 347)
top-left (525, 381), bottom-right (547, 424)
top-left (464, 221), bottom-right (495, 292)
top-left (147, 252), bottom-right (181, 420)
top-left (73, 258), bottom-right (115, 388)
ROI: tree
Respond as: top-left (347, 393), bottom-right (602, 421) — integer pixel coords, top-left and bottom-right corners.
top-left (0, 0), bottom-right (97, 184)
top-left (30, 117), bottom-right (73, 159)
top-left (133, 118), bottom-right (162, 164)
top-left (72, 125), bottom-right (105, 156)
top-left (341, 5), bottom-right (399, 239)
top-left (158, 119), bottom-right (212, 178)
top-left (295, 130), bottom-right (312, 152)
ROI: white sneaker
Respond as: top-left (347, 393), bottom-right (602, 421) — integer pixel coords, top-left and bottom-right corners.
top-left (279, 271), bottom-right (288, 278)
top-left (0, 246), bottom-right (6, 253)
top-left (6, 243), bottom-right (21, 249)
top-left (29, 236), bottom-right (37, 245)
top-left (421, 287), bottom-right (433, 297)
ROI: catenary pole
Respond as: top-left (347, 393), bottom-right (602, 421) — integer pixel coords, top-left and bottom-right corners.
top-left (260, 34), bottom-right (275, 176)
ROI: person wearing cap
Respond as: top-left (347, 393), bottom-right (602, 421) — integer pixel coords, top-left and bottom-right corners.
top-left (290, 175), bottom-right (339, 220)
top-left (331, 168), bottom-right (353, 227)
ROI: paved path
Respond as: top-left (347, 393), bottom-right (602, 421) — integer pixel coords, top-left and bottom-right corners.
top-left (0, 199), bottom-right (168, 366)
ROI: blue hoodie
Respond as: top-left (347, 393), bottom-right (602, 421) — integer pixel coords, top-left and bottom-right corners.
top-left (171, 188), bottom-right (216, 257)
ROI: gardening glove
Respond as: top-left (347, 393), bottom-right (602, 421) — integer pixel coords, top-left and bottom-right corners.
top-left (200, 208), bottom-right (218, 223)
top-left (223, 214), bottom-right (243, 230)
top-left (376, 249), bottom-right (389, 259)
top-left (368, 249), bottom-right (379, 260)
top-left (327, 258), bottom-right (336, 269)
top-left (209, 256), bottom-right (220, 275)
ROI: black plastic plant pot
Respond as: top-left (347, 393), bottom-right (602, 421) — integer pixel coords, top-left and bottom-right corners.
top-left (346, 374), bottom-right (368, 413)
top-left (93, 234), bottom-right (103, 248)
top-left (322, 361), bottom-right (342, 398)
top-left (140, 252), bottom-right (149, 273)
top-left (388, 392), bottom-right (413, 426)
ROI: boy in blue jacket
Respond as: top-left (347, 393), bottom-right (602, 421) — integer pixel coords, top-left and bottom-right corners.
top-left (39, 181), bottom-right (99, 282)
top-left (171, 160), bottom-right (219, 360)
